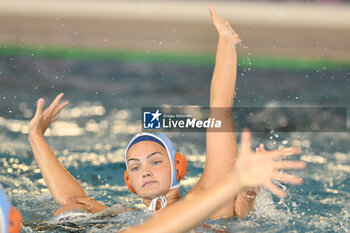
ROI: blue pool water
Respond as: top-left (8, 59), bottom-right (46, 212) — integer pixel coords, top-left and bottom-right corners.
top-left (0, 54), bottom-right (349, 232)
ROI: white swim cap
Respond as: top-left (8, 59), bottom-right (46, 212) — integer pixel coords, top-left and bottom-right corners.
top-left (125, 132), bottom-right (181, 190)
top-left (0, 185), bottom-right (10, 233)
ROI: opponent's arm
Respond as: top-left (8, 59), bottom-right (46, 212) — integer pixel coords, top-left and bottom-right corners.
top-left (125, 169), bottom-right (243, 233)
top-left (28, 93), bottom-right (107, 213)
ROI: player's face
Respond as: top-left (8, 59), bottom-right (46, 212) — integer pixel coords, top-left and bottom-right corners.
top-left (126, 141), bottom-right (171, 199)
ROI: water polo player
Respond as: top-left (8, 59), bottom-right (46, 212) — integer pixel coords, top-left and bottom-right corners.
top-left (28, 6), bottom-right (305, 225)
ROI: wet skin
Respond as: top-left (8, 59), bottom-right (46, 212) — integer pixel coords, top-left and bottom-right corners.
top-left (126, 141), bottom-right (172, 199)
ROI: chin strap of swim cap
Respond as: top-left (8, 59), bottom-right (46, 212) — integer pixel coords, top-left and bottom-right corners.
top-left (147, 196), bottom-right (167, 212)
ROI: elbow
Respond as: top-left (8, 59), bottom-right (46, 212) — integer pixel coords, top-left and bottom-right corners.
top-left (234, 207), bottom-right (252, 219)
top-left (234, 195), bottom-right (256, 219)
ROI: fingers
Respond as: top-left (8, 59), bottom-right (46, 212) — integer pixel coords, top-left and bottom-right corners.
top-left (265, 181), bottom-right (285, 198)
top-left (208, 6), bottom-right (218, 22)
top-left (35, 98), bottom-right (45, 116)
top-left (273, 172), bottom-right (303, 185)
top-left (274, 161), bottom-right (306, 170)
top-left (46, 93), bottom-right (65, 113)
top-left (71, 197), bottom-right (97, 206)
top-left (270, 147), bottom-right (301, 159)
top-left (259, 144), bottom-right (265, 151)
top-left (52, 101), bottom-right (69, 118)
top-left (256, 143), bottom-right (265, 153)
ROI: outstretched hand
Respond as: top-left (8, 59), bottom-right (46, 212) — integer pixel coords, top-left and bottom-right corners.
top-left (29, 93), bottom-right (69, 136)
top-left (236, 130), bottom-right (306, 198)
top-left (208, 6), bottom-right (242, 45)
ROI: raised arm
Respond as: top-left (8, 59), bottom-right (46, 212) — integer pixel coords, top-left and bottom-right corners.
top-left (208, 6), bottom-right (241, 109)
top-left (123, 131), bottom-right (306, 233)
top-left (28, 93), bottom-right (107, 215)
top-left (189, 7), bottom-right (251, 219)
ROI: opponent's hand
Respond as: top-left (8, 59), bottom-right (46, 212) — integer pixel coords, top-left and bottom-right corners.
top-left (67, 196), bottom-right (108, 213)
top-left (256, 144), bottom-right (266, 154)
top-left (208, 6), bottom-right (242, 45)
top-left (236, 130), bottom-right (306, 198)
top-left (29, 93), bottom-right (69, 136)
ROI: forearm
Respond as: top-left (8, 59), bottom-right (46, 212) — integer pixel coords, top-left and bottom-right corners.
top-left (210, 35), bottom-right (237, 108)
top-left (123, 171), bottom-right (243, 233)
top-left (234, 188), bottom-right (257, 218)
top-left (200, 32), bottom-right (239, 219)
top-left (29, 133), bottom-right (87, 205)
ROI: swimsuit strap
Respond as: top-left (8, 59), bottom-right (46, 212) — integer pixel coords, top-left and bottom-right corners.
top-left (147, 196), bottom-right (167, 212)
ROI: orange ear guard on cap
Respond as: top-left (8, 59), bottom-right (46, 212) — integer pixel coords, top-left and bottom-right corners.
top-left (9, 207), bottom-right (22, 233)
top-left (124, 170), bottom-right (137, 193)
top-left (174, 153), bottom-right (187, 181)
top-left (124, 153), bottom-right (187, 193)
